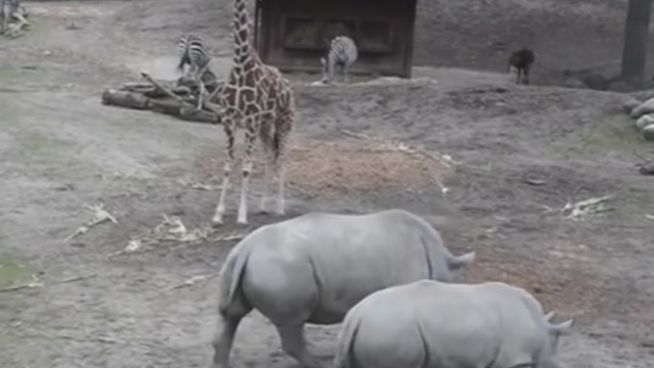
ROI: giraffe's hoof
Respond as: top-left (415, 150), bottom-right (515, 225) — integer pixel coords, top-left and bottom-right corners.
top-left (237, 213), bottom-right (248, 225)
top-left (211, 216), bottom-right (224, 227)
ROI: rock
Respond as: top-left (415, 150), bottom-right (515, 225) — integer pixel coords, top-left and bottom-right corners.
top-left (635, 114), bottom-right (654, 131)
top-left (630, 97), bottom-right (654, 119)
top-left (643, 125), bottom-right (654, 141)
top-left (622, 98), bottom-right (642, 114)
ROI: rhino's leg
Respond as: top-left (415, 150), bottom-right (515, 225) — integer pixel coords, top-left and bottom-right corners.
top-left (211, 312), bottom-right (246, 368)
top-left (276, 323), bottom-right (321, 368)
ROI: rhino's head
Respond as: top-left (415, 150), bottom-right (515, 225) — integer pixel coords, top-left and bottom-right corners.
top-left (538, 312), bottom-right (574, 368)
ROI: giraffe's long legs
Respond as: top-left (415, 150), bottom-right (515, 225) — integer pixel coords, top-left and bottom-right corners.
top-left (237, 121), bottom-right (258, 225)
top-left (1, 1), bottom-right (7, 34)
top-left (273, 117), bottom-right (292, 216)
top-left (213, 121), bottom-right (236, 226)
top-left (258, 143), bottom-right (273, 214)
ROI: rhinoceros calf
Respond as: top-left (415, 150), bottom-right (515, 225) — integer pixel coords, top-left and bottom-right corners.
top-left (334, 280), bottom-right (574, 368)
top-left (211, 209), bottom-right (475, 368)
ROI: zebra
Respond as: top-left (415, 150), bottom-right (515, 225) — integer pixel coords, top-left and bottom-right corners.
top-left (320, 35), bottom-right (358, 84)
top-left (508, 47), bottom-right (535, 85)
top-left (177, 34), bottom-right (213, 109)
top-left (1, 0), bottom-right (28, 35)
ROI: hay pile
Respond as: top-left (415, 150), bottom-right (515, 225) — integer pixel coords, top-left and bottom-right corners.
top-left (287, 140), bottom-right (451, 196)
top-left (193, 137), bottom-right (455, 197)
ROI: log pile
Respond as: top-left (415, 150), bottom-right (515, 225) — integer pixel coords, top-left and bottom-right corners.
top-left (1, 5), bottom-right (30, 38)
top-left (101, 72), bottom-right (223, 124)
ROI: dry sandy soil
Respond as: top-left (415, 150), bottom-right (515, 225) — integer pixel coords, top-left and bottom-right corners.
top-left (1, 1), bottom-right (654, 367)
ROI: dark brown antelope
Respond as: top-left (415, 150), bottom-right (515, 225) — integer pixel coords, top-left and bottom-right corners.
top-left (508, 47), bottom-right (535, 85)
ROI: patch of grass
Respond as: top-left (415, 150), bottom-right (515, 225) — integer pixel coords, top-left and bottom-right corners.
top-left (23, 131), bottom-right (56, 154)
top-left (553, 114), bottom-right (650, 157)
top-left (0, 64), bottom-right (18, 80)
top-left (0, 254), bottom-right (31, 288)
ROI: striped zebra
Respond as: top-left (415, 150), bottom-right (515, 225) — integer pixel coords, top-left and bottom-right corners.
top-left (177, 34), bottom-right (213, 109)
top-left (320, 35), bottom-right (358, 84)
top-left (1, 0), bottom-right (27, 34)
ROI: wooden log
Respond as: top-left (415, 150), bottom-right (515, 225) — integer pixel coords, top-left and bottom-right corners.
top-left (140, 72), bottom-right (195, 108)
top-left (101, 89), bottom-right (150, 110)
top-left (143, 86), bottom-right (193, 99)
top-left (148, 99), bottom-right (219, 124)
top-left (122, 82), bottom-right (154, 90)
top-left (179, 107), bottom-right (219, 124)
top-left (149, 99), bottom-right (182, 116)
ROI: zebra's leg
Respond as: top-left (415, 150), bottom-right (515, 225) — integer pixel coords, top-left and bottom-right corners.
top-left (344, 63), bottom-right (351, 84)
top-left (195, 74), bottom-right (207, 110)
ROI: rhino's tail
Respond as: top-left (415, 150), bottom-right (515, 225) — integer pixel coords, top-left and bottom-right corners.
top-left (217, 236), bottom-right (257, 313)
top-left (333, 306), bottom-right (363, 368)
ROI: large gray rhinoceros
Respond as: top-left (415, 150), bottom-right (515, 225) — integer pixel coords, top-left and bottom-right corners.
top-left (334, 280), bottom-right (574, 368)
top-left (211, 209), bottom-right (476, 368)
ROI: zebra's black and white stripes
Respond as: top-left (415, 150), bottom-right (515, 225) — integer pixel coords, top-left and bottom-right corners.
top-left (178, 34), bottom-right (211, 77)
top-left (321, 35), bottom-right (358, 84)
top-left (177, 34), bottom-right (214, 109)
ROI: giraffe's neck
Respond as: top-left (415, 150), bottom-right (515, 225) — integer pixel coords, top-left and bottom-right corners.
top-left (231, 0), bottom-right (256, 75)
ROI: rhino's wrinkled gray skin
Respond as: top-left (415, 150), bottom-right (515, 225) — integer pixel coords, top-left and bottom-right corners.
top-left (211, 209), bottom-right (476, 368)
top-left (334, 280), bottom-right (574, 368)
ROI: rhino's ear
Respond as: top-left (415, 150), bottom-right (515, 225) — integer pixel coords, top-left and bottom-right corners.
top-left (447, 251), bottom-right (476, 271)
top-left (549, 318), bottom-right (574, 335)
top-left (543, 311), bottom-right (556, 322)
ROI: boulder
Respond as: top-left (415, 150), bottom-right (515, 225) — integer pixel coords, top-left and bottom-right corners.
top-left (630, 97), bottom-right (654, 119)
top-left (635, 114), bottom-right (654, 131)
top-left (643, 125), bottom-right (654, 141)
top-left (623, 98), bottom-right (642, 114)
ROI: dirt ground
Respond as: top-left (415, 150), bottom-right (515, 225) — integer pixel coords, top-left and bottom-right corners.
top-left (1, 1), bottom-right (654, 367)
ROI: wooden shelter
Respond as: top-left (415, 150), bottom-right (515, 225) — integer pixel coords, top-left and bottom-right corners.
top-left (253, 0), bottom-right (418, 78)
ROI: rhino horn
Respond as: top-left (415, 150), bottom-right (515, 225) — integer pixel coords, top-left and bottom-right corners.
top-left (548, 318), bottom-right (574, 335)
top-left (544, 311), bottom-right (556, 322)
top-left (447, 251), bottom-right (476, 271)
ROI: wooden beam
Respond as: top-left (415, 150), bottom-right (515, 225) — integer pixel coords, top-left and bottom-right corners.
top-left (620, 0), bottom-right (653, 85)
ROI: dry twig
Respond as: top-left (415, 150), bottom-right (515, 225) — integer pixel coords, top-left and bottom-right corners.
top-left (109, 215), bottom-right (213, 257)
top-left (65, 204), bottom-right (118, 242)
top-left (0, 273), bottom-right (96, 293)
top-left (561, 195), bottom-right (614, 220)
top-left (161, 273), bottom-right (218, 292)
top-left (0, 275), bottom-right (43, 293)
top-left (140, 72), bottom-right (194, 107)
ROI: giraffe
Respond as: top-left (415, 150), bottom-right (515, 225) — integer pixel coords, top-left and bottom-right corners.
top-left (210, 0), bottom-right (295, 225)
